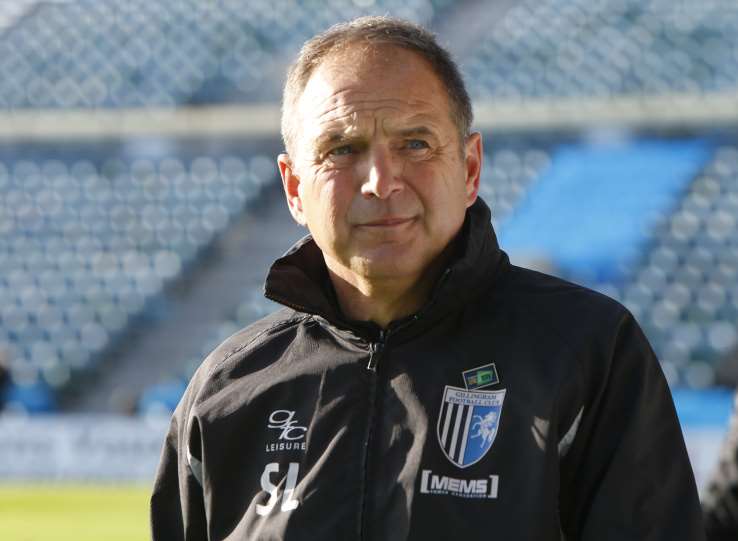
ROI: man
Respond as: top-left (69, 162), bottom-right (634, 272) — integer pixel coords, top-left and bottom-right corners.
top-left (151, 16), bottom-right (704, 540)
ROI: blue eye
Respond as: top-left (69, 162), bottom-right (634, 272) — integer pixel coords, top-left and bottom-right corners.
top-left (406, 139), bottom-right (429, 150)
top-left (329, 145), bottom-right (354, 156)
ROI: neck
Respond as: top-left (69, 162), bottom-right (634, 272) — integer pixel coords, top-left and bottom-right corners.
top-left (324, 255), bottom-right (449, 329)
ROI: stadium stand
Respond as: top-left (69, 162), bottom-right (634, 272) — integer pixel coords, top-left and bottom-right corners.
top-left (0, 148), bottom-right (273, 411)
top-left (8, 0), bottom-right (736, 110)
top-left (498, 139), bottom-right (713, 282)
top-left (0, 0), bottom-right (438, 109)
top-left (464, 0), bottom-right (738, 100)
top-left (479, 145), bottom-right (552, 230)
top-left (614, 145), bottom-right (738, 389)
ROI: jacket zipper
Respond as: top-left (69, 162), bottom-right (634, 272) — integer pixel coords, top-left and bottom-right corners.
top-left (358, 329), bottom-right (386, 541)
top-left (366, 331), bottom-right (385, 371)
top-left (269, 284), bottom-right (442, 539)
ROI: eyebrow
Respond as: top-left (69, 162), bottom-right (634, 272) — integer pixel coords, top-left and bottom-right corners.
top-left (314, 125), bottom-right (437, 148)
top-left (390, 126), bottom-right (436, 138)
top-left (314, 132), bottom-right (352, 149)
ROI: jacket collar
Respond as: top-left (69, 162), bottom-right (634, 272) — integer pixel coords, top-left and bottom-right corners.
top-left (264, 197), bottom-right (506, 336)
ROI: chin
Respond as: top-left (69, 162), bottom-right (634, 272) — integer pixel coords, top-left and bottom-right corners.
top-left (352, 252), bottom-right (431, 281)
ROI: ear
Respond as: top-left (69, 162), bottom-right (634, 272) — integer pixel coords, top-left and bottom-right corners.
top-left (278, 153), bottom-right (307, 226)
top-left (463, 132), bottom-right (482, 208)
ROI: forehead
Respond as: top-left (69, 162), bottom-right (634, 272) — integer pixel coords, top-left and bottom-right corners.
top-left (295, 45), bottom-right (454, 144)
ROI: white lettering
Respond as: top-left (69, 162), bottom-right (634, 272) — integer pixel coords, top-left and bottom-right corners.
top-left (267, 410), bottom-right (307, 441)
top-left (255, 462), bottom-right (301, 516)
top-left (281, 463), bottom-right (299, 512)
top-left (256, 463), bottom-right (280, 516)
top-left (459, 479), bottom-right (474, 493)
top-left (445, 388), bottom-right (506, 408)
top-left (431, 475), bottom-right (448, 491)
top-left (419, 469), bottom-right (499, 500)
top-left (265, 441), bottom-right (307, 453)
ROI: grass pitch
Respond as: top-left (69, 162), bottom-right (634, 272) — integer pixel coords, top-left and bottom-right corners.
top-left (0, 484), bottom-right (151, 541)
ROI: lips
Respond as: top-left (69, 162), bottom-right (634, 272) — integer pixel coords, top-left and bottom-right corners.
top-left (358, 217), bottom-right (416, 227)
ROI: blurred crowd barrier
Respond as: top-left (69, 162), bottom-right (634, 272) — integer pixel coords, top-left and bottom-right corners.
top-left (0, 388), bottom-right (732, 487)
top-left (0, 413), bottom-right (169, 481)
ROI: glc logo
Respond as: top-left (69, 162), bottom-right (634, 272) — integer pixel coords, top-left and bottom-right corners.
top-left (267, 410), bottom-right (307, 441)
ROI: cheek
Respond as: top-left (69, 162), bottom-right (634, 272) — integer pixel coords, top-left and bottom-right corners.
top-left (416, 170), bottom-right (469, 229)
top-left (411, 162), bottom-right (465, 205)
top-left (301, 180), bottom-right (350, 237)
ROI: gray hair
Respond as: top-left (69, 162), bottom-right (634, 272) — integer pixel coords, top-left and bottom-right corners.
top-left (281, 16), bottom-right (473, 156)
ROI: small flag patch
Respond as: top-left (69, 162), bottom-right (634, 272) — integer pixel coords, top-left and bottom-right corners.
top-left (463, 363), bottom-right (499, 391)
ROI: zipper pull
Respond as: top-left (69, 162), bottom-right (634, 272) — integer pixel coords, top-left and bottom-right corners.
top-left (366, 331), bottom-right (386, 372)
top-left (367, 341), bottom-right (384, 372)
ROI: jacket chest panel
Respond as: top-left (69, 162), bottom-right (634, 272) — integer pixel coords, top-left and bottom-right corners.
top-left (360, 336), bottom-right (571, 539)
top-left (201, 326), bottom-right (575, 540)
top-left (202, 353), bottom-right (376, 540)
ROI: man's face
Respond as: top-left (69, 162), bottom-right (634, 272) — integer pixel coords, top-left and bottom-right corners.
top-left (279, 45), bottom-right (481, 286)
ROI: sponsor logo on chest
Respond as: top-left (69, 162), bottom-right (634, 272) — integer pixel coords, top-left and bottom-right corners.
top-left (265, 410), bottom-right (307, 453)
top-left (420, 469), bottom-right (499, 499)
top-left (257, 410), bottom-right (308, 516)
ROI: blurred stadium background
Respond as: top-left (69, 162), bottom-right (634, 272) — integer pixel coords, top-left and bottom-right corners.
top-left (1, 0), bottom-right (738, 538)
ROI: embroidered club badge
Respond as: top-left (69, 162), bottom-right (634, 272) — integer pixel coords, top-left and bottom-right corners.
top-left (436, 385), bottom-right (506, 468)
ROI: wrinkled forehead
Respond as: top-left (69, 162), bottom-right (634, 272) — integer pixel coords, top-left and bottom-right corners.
top-left (294, 44), bottom-right (456, 149)
top-left (302, 93), bottom-right (442, 139)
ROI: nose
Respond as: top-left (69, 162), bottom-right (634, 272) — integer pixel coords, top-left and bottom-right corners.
top-left (360, 146), bottom-right (404, 199)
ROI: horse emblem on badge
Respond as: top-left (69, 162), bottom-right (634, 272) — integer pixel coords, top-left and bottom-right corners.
top-left (436, 385), bottom-right (506, 468)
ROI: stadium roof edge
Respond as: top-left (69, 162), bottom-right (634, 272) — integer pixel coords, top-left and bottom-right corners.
top-left (1, 93), bottom-right (738, 141)
top-left (474, 92), bottom-right (738, 132)
top-left (0, 104), bottom-right (283, 141)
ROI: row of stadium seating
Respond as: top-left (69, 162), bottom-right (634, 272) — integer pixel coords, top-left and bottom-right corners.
top-left (0, 150), bottom-right (273, 410)
top-left (4, 0), bottom-right (738, 110)
top-left (498, 139), bottom-right (713, 282)
top-left (465, 0), bottom-right (738, 99)
top-left (0, 0), bottom-right (437, 109)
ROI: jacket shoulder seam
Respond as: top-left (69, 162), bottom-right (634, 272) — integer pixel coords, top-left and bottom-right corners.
top-left (205, 313), bottom-right (310, 377)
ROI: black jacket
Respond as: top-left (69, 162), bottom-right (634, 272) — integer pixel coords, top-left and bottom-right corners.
top-left (151, 198), bottom-right (704, 540)
top-left (702, 391), bottom-right (738, 540)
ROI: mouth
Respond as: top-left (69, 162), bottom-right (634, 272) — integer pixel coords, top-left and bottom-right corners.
top-left (358, 217), bottom-right (416, 228)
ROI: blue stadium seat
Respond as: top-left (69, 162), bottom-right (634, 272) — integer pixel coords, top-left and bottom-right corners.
top-left (497, 139), bottom-right (713, 283)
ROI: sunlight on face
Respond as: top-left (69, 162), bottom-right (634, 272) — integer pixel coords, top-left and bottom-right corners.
top-left (284, 45), bottom-right (480, 287)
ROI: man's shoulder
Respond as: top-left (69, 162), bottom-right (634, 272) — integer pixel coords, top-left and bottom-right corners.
top-left (188, 307), bottom-right (309, 396)
top-left (497, 262), bottom-right (629, 328)
top-left (212, 308), bottom-right (303, 360)
top-left (490, 264), bottom-right (648, 380)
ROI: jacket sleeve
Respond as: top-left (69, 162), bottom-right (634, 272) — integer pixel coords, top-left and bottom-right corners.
top-left (558, 311), bottom-right (705, 540)
top-left (150, 381), bottom-right (208, 541)
top-left (702, 392), bottom-right (738, 541)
